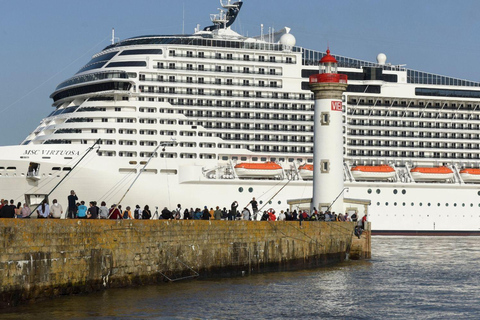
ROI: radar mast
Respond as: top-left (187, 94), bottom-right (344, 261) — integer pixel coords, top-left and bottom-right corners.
top-left (203, 0), bottom-right (243, 32)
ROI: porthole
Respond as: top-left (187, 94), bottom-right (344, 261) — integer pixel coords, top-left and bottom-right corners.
top-left (394, 202), bottom-right (397, 206)
top-left (478, 191), bottom-right (480, 196)
top-left (419, 203), bottom-right (423, 206)
top-left (428, 203), bottom-right (431, 207)
top-left (403, 202), bottom-right (406, 206)
top-left (471, 203), bottom-right (474, 207)
top-left (269, 201), bottom-right (272, 205)
top-left (377, 202), bottom-right (380, 206)
top-left (454, 203), bottom-right (457, 207)
top-left (259, 200), bottom-right (263, 204)
top-left (385, 202), bottom-right (389, 206)
top-left (248, 187), bottom-right (254, 193)
top-left (238, 187), bottom-right (244, 193)
top-left (402, 189), bottom-right (406, 195)
top-left (411, 202), bottom-right (414, 206)
top-left (446, 203), bottom-right (449, 207)
top-left (462, 203), bottom-right (466, 207)
top-left (278, 201), bottom-right (281, 205)
top-left (368, 189), bottom-right (372, 194)
top-left (376, 189), bottom-right (381, 194)
top-left (438, 203), bottom-right (441, 207)
top-left (393, 189), bottom-right (398, 195)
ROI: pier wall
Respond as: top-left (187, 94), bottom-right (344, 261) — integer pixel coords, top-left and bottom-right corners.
top-left (0, 219), bottom-right (370, 308)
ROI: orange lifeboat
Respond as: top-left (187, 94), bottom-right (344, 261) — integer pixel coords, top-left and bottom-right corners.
top-left (234, 162), bottom-right (283, 179)
top-left (459, 168), bottom-right (480, 182)
top-left (410, 166), bottom-right (454, 182)
top-left (351, 165), bottom-right (396, 181)
top-left (298, 164), bottom-right (313, 180)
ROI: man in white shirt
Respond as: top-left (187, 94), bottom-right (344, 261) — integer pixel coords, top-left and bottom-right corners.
top-left (50, 199), bottom-right (63, 219)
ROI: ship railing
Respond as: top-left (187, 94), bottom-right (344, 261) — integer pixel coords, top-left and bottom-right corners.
top-left (152, 65), bottom-right (283, 76)
top-left (154, 53), bottom-right (295, 64)
top-left (140, 78), bottom-right (283, 89)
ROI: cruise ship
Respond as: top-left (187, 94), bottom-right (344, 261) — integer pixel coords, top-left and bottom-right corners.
top-left (2, 0), bottom-right (480, 234)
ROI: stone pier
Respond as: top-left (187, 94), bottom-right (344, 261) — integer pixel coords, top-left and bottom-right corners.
top-left (0, 219), bottom-right (370, 308)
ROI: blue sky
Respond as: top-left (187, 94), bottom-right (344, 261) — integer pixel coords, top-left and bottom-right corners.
top-left (1, 0), bottom-right (480, 145)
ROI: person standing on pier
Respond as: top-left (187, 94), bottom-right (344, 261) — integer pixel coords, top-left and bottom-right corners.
top-left (230, 201), bottom-right (238, 220)
top-left (50, 199), bottom-right (63, 219)
top-left (36, 200), bottom-right (50, 219)
top-left (21, 203), bottom-right (31, 218)
top-left (67, 190), bottom-right (78, 219)
top-left (249, 197), bottom-right (258, 219)
top-left (214, 206), bottom-right (222, 220)
top-left (77, 201), bottom-right (87, 219)
top-left (99, 201), bottom-right (109, 219)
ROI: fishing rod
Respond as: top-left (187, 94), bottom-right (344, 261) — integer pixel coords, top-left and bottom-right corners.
top-left (29, 139), bottom-right (101, 217)
top-left (325, 187), bottom-right (349, 213)
top-left (108, 140), bottom-right (175, 218)
top-left (257, 176), bottom-right (293, 214)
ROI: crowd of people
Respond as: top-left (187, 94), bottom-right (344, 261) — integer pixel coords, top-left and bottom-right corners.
top-left (0, 191), bottom-right (368, 230)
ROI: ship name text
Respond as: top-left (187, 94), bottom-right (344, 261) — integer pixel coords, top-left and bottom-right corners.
top-left (23, 150), bottom-right (80, 156)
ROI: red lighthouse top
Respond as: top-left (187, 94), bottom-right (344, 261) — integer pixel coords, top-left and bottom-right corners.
top-left (319, 49), bottom-right (338, 64)
top-left (309, 48), bottom-right (347, 84)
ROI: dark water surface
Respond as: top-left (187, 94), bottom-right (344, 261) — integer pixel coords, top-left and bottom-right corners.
top-left (2, 237), bottom-right (480, 319)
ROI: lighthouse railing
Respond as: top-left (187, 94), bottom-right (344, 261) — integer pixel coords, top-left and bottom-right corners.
top-left (309, 73), bottom-right (348, 84)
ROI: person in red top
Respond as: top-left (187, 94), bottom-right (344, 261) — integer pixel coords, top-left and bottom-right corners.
top-left (268, 210), bottom-right (276, 221)
top-left (109, 204), bottom-right (122, 219)
top-left (361, 213), bottom-right (368, 229)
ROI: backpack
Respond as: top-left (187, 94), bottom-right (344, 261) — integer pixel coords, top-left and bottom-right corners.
top-left (123, 210), bottom-right (129, 219)
top-left (134, 209), bottom-right (140, 219)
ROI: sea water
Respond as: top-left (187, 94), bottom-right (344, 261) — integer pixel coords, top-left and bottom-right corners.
top-left (1, 236), bottom-right (479, 319)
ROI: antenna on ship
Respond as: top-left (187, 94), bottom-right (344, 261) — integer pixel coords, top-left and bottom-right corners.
top-left (203, 0), bottom-right (243, 31)
top-left (111, 28), bottom-right (119, 45)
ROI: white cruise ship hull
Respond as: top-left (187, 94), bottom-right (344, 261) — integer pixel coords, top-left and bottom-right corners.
top-left (2, 144), bottom-right (480, 234)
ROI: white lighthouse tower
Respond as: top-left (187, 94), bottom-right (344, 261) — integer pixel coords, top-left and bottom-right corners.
top-left (309, 49), bottom-right (348, 214)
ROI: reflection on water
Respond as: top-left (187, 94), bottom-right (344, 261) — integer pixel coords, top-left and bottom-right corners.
top-left (2, 237), bottom-right (480, 319)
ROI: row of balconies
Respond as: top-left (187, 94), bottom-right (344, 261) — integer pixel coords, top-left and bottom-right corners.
top-left (348, 109), bottom-right (480, 120)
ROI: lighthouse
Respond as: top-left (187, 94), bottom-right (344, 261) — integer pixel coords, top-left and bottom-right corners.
top-left (309, 49), bottom-right (348, 214)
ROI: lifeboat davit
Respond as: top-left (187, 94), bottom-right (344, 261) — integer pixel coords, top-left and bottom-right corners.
top-left (234, 162), bottom-right (283, 179)
top-left (298, 164), bottom-right (313, 180)
top-left (410, 166), bottom-right (454, 182)
top-left (459, 168), bottom-right (480, 182)
top-left (350, 165), bottom-right (396, 181)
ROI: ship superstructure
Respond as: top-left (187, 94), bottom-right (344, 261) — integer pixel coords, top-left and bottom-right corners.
top-left (2, 0), bottom-right (480, 233)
